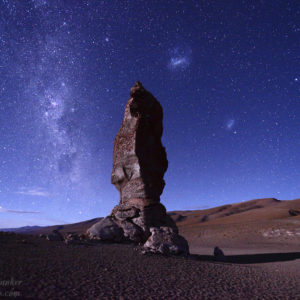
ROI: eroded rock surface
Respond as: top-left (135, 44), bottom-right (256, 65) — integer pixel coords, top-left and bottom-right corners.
top-left (111, 81), bottom-right (167, 204)
top-left (87, 217), bottom-right (123, 242)
top-left (143, 227), bottom-right (189, 255)
top-left (87, 82), bottom-right (189, 255)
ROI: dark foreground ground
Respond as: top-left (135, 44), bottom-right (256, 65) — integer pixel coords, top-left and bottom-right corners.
top-left (0, 232), bottom-right (300, 300)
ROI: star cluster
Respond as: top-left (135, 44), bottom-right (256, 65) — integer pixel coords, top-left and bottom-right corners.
top-left (0, 0), bottom-right (299, 227)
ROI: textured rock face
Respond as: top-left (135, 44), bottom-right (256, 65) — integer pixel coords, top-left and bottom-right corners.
top-left (87, 217), bottom-right (124, 242)
top-left (143, 227), bottom-right (189, 255)
top-left (111, 81), bottom-right (167, 203)
top-left (87, 82), bottom-right (189, 255)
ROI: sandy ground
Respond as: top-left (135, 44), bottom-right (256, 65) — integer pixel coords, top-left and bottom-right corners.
top-left (178, 218), bottom-right (300, 256)
top-left (0, 232), bottom-right (300, 300)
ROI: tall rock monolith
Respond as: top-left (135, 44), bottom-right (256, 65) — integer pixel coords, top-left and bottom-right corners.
top-left (87, 82), bottom-right (189, 255)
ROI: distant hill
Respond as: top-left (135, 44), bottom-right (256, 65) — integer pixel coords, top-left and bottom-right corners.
top-left (0, 225), bottom-right (43, 233)
top-left (0, 217), bottom-right (103, 235)
top-left (169, 198), bottom-right (300, 227)
top-left (2, 198), bottom-right (300, 254)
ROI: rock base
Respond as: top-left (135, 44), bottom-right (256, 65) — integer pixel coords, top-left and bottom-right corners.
top-left (87, 202), bottom-right (189, 255)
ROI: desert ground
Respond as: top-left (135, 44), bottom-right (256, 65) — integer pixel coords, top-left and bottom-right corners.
top-left (1, 198), bottom-right (300, 299)
top-left (171, 198), bottom-right (300, 255)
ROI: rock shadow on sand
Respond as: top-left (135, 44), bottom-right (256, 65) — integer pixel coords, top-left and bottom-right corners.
top-left (190, 252), bottom-right (300, 264)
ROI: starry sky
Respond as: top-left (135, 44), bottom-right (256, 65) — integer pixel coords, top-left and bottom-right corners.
top-left (0, 0), bottom-right (299, 228)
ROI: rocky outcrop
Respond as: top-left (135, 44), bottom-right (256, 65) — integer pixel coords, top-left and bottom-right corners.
top-left (111, 81), bottom-right (168, 204)
top-left (87, 82), bottom-right (189, 255)
top-left (63, 233), bottom-right (86, 245)
top-left (46, 229), bottom-right (63, 241)
top-left (289, 209), bottom-right (300, 216)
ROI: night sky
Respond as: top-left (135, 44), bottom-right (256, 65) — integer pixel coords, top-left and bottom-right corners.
top-left (0, 1), bottom-right (299, 228)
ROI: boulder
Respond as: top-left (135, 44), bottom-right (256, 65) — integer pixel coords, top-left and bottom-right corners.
top-left (120, 220), bottom-right (144, 242)
top-left (78, 233), bottom-right (87, 241)
top-left (143, 227), bottom-right (189, 255)
top-left (213, 246), bottom-right (225, 261)
top-left (64, 233), bottom-right (80, 245)
top-left (87, 217), bottom-right (124, 242)
top-left (46, 230), bottom-right (63, 241)
top-left (289, 209), bottom-right (300, 216)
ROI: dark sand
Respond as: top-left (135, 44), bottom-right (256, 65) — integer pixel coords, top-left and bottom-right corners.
top-left (1, 232), bottom-right (300, 299)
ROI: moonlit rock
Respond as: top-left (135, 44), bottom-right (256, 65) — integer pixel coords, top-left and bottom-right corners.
top-left (87, 216), bottom-right (123, 242)
top-left (143, 227), bottom-right (189, 255)
top-left (87, 82), bottom-right (189, 255)
top-left (111, 81), bottom-right (167, 204)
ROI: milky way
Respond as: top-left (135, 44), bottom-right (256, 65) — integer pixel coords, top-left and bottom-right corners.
top-left (0, 1), bottom-right (299, 227)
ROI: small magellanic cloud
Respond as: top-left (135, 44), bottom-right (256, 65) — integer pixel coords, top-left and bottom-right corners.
top-left (226, 119), bottom-right (235, 130)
